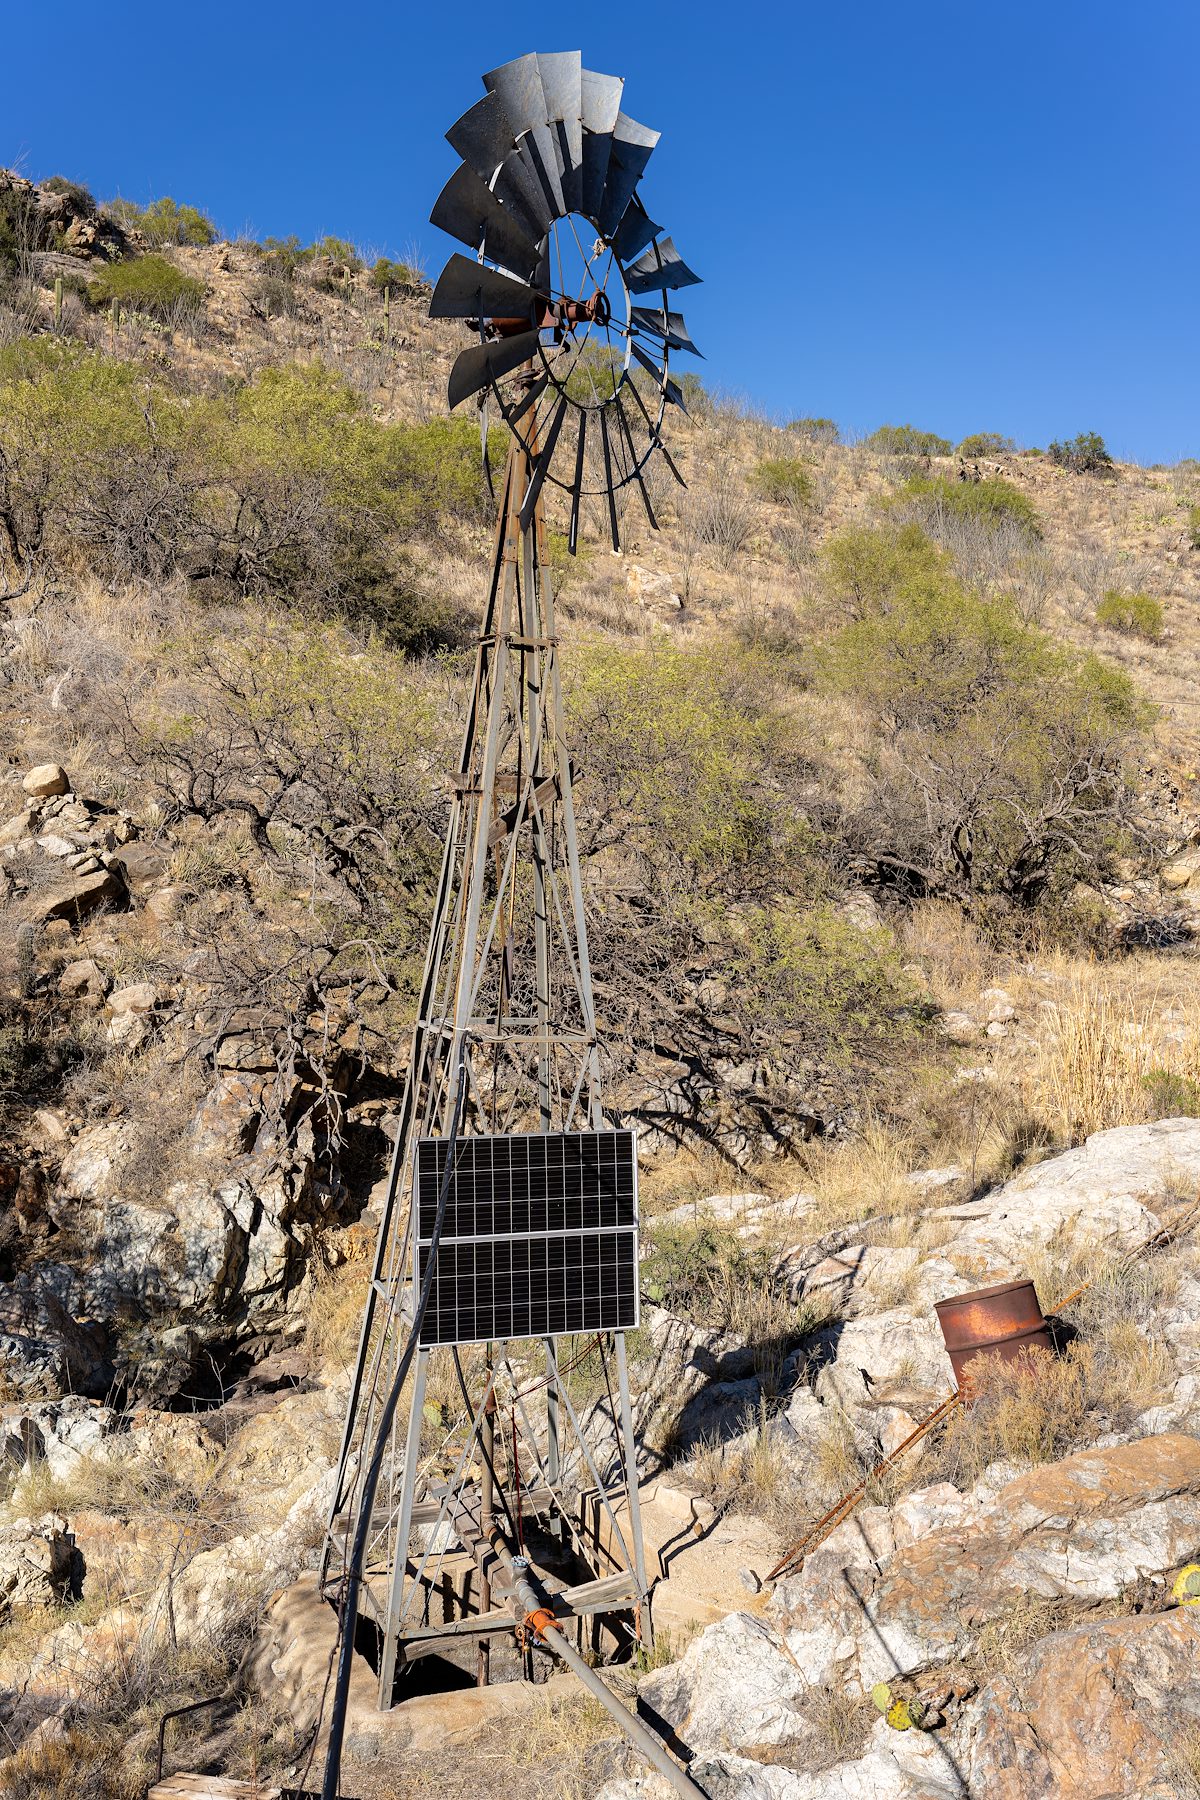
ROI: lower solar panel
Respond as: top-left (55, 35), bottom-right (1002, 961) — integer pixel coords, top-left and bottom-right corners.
top-left (414, 1129), bottom-right (639, 1347)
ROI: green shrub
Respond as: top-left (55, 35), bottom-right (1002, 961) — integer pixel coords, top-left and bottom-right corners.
top-left (866, 423), bottom-right (953, 458)
top-left (259, 235), bottom-right (309, 277)
top-left (312, 235), bottom-right (362, 270)
top-left (370, 256), bottom-right (422, 292)
top-left (1186, 504), bottom-right (1200, 550)
top-left (957, 432), bottom-right (1017, 458)
top-left (821, 520), bottom-right (954, 619)
top-left (1094, 589), bottom-right (1164, 641)
top-left (1142, 1069), bottom-right (1200, 1119)
top-left (88, 254), bottom-right (205, 320)
top-left (789, 416), bottom-right (840, 444)
top-left (898, 474), bottom-right (1042, 538)
top-left (44, 175), bottom-right (95, 212)
top-left (816, 523), bottom-right (1150, 914)
top-left (250, 275), bottom-right (303, 318)
top-left (753, 456), bottom-right (812, 509)
top-left (1047, 432), bottom-right (1114, 475)
top-left (107, 194), bottom-right (217, 246)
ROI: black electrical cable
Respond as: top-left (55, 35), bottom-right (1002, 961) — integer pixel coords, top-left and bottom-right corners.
top-left (320, 1042), bottom-right (469, 1800)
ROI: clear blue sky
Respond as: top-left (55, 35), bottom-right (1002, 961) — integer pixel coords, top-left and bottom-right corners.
top-left (5, 0), bottom-right (1197, 462)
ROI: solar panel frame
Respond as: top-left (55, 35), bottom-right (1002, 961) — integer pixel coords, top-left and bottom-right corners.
top-left (413, 1129), bottom-right (639, 1347)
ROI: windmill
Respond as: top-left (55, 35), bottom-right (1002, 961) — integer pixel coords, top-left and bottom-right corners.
top-left (319, 52), bottom-right (700, 1790)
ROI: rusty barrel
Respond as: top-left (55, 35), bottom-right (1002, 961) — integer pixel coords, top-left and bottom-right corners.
top-left (934, 1278), bottom-right (1053, 1389)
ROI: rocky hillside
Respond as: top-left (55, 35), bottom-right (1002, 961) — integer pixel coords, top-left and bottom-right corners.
top-left (2, 171), bottom-right (1200, 1799)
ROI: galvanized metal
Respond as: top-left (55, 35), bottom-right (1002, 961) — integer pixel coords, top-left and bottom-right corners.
top-left (935, 1278), bottom-right (1053, 1386)
top-left (429, 252), bottom-right (536, 321)
top-left (430, 161), bottom-right (542, 280)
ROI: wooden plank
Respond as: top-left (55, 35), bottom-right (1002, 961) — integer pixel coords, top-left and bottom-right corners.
top-left (148, 1778), bottom-right (282, 1800)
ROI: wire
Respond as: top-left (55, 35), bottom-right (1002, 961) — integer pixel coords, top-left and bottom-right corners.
top-left (320, 1039), bottom-right (470, 1800)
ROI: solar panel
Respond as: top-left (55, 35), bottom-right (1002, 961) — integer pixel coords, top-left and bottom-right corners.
top-left (414, 1129), bottom-right (639, 1347)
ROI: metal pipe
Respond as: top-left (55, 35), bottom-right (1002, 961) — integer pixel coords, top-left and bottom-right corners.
top-left (508, 1557), bottom-right (706, 1800)
top-left (478, 1366), bottom-right (496, 1687)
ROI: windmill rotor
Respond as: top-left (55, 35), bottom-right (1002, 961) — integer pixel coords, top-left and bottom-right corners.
top-left (429, 52), bottom-right (702, 544)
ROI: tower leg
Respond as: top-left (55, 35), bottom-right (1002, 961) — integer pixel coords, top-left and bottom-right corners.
top-left (615, 1333), bottom-right (653, 1649)
top-left (544, 1337), bottom-right (562, 1543)
top-left (378, 1347), bottom-right (429, 1706)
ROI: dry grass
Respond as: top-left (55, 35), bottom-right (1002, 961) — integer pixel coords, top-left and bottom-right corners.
top-left (1024, 967), bottom-right (1200, 1141)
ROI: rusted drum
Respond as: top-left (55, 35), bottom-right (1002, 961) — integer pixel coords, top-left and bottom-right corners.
top-left (934, 1279), bottom-right (1053, 1390)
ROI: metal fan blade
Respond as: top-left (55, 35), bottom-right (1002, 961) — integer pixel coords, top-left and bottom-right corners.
top-left (624, 236), bottom-right (702, 295)
top-left (430, 253), bottom-right (537, 322)
top-left (597, 113), bottom-right (659, 241)
top-left (519, 394), bottom-right (570, 532)
top-left (611, 198), bottom-right (662, 266)
top-left (630, 306), bottom-right (702, 357)
top-left (614, 393), bottom-right (657, 531)
top-left (599, 408), bottom-right (620, 551)
top-left (484, 54), bottom-right (564, 217)
top-left (447, 331), bottom-right (542, 409)
top-left (626, 355), bottom-right (687, 480)
top-left (484, 53), bottom-right (547, 136)
top-left (568, 411), bottom-right (587, 555)
top-left (492, 151), bottom-right (552, 239)
top-left (538, 51), bottom-right (583, 212)
top-left (446, 91), bottom-right (517, 183)
top-left (580, 69), bottom-right (624, 219)
top-left (430, 163), bottom-right (542, 281)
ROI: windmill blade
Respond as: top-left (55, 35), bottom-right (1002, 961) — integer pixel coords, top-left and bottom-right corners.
top-left (430, 163), bottom-right (542, 281)
top-left (492, 150), bottom-right (553, 239)
top-left (484, 53), bottom-right (565, 217)
top-left (597, 113), bottom-right (660, 240)
top-left (538, 51), bottom-right (583, 212)
top-left (624, 236), bottom-right (702, 295)
top-left (599, 408), bottom-right (620, 550)
top-left (630, 306), bottom-right (702, 357)
top-left (580, 68), bottom-right (624, 219)
top-left (568, 410), bottom-right (587, 555)
top-left (614, 392), bottom-right (657, 531)
top-left (430, 253), bottom-right (538, 322)
top-left (626, 353), bottom-right (687, 482)
top-left (519, 393), bottom-right (570, 531)
top-left (446, 91), bottom-right (517, 183)
top-left (447, 330), bottom-right (543, 409)
top-left (611, 198), bottom-right (662, 266)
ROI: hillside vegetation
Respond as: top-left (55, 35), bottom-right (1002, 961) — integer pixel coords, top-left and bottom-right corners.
top-left (3, 166), bottom-right (1200, 1800)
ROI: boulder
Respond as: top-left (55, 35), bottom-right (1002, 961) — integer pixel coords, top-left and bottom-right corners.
top-left (933, 1118), bottom-right (1200, 1275)
top-left (0, 1514), bottom-right (80, 1618)
top-left (109, 841), bottom-right (168, 896)
top-left (962, 1607), bottom-right (1200, 1799)
top-left (1162, 847), bottom-right (1200, 891)
top-left (638, 1609), bottom-right (810, 1755)
top-left (627, 564), bottom-right (683, 610)
top-left (106, 981), bottom-right (160, 1017)
top-left (33, 866), bottom-right (126, 926)
top-left (772, 1434), bottom-right (1200, 1695)
top-left (22, 764), bottom-right (69, 800)
top-left (58, 957), bottom-right (108, 1004)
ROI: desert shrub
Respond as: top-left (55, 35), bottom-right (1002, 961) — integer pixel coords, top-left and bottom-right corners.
top-left (0, 344), bottom-right (495, 622)
top-left (821, 520), bottom-right (953, 620)
top-left (88, 254), bottom-right (205, 321)
top-left (1047, 431), bottom-right (1114, 475)
top-left (258, 233), bottom-right (309, 277)
top-left (957, 432), bottom-right (1018, 458)
top-left (44, 175), bottom-right (95, 211)
top-left (753, 455), bottom-right (812, 509)
top-left (106, 194), bottom-right (216, 246)
top-left (312, 234), bottom-right (362, 270)
top-left (789, 415), bottom-right (840, 444)
top-left (1188, 505), bottom-right (1200, 549)
top-left (1142, 1068), bottom-right (1200, 1118)
top-left (866, 423), bottom-right (952, 457)
top-left (816, 523), bottom-right (1150, 918)
top-left (898, 474), bottom-right (1042, 539)
top-left (1094, 589), bottom-right (1164, 641)
top-left (370, 255), bottom-right (422, 291)
top-left (250, 273), bottom-right (303, 318)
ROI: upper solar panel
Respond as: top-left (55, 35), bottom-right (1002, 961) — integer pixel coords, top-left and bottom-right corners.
top-left (414, 1129), bottom-right (639, 1347)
